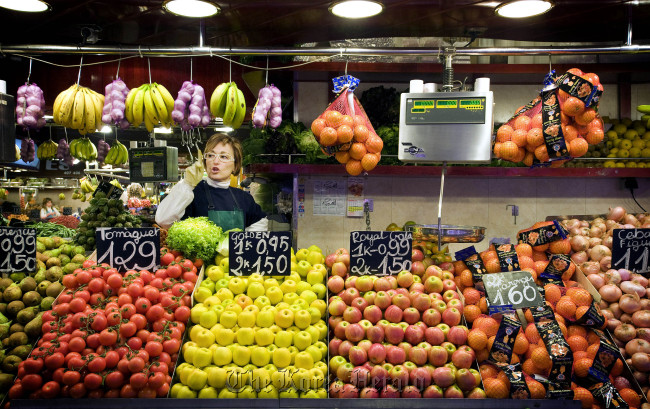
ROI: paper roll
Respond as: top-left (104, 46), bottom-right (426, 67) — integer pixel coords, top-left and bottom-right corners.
top-left (410, 79), bottom-right (424, 93)
top-left (0, 80), bottom-right (5, 94)
top-left (474, 77), bottom-right (490, 92)
top-left (424, 83), bottom-right (437, 93)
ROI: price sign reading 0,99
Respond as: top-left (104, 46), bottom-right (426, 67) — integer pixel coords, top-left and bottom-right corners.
top-left (0, 227), bottom-right (37, 273)
top-left (349, 231), bottom-right (412, 276)
top-left (96, 228), bottom-right (160, 273)
top-left (229, 231), bottom-right (292, 276)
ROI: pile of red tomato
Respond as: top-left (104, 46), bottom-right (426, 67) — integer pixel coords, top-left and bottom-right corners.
top-left (8, 248), bottom-right (198, 400)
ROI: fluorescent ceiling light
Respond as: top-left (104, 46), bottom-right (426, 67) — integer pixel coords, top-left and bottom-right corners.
top-left (154, 127), bottom-right (173, 134)
top-left (214, 126), bottom-right (233, 132)
top-left (163, 0), bottom-right (220, 18)
top-left (0, 0), bottom-right (49, 12)
top-left (100, 125), bottom-right (112, 133)
top-left (330, 0), bottom-right (384, 19)
top-left (495, 0), bottom-right (553, 18)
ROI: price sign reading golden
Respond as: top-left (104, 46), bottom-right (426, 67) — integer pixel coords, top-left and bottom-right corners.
top-left (229, 231), bottom-right (292, 276)
top-left (483, 270), bottom-right (543, 314)
top-left (0, 227), bottom-right (37, 273)
top-left (349, 231), bottom-right (412, 276)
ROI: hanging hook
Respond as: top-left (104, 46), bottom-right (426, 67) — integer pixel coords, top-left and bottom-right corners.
top-left (344, 57), bottom-right (349, 77)
top-left (548, 54), bottom-right (552, 74)
top-left (228, 58), bottom-right (232, 83)
top-left (190, 57), bottom-right (193, 82)
top-left (76, 55), bottom-right (84, 85)
top-left (265, 56), bottom-right (269, 85)
top-left (147, 58), bottom-right (152, 84)
top-left (27, 58), bottom-right (33, 83)
top-left (116, 57), bottom-right (121, 80)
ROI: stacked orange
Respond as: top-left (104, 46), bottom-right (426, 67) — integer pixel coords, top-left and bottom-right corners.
top-left (493, 67), bottom-right (604, 166)
top-left (311, 110), bottom-right (383, 176)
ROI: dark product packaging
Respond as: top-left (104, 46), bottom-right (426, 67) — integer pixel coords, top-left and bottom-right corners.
top-left (540, 254), bottom-right (572, 282)
top-left (517, 220), bottom-right (568, 248)
top-left (573, 302), bottom-right (606, 329)
top-left (497, 362), bottom-right (531, 399)
top-left (540, 86), bottom-right (570, 161)
top-left (587, 329), bottom-right (621, 383)
top-left (455, 246), bottom-right (486, 292)
top-left (535, 320), bottom-right (573, 390)
top-left (488, 314), bottom-right (521, 365)
top-left (494, 244), bottom-right (520, 272)
top-left (588, 382), bottom-right (629, 409)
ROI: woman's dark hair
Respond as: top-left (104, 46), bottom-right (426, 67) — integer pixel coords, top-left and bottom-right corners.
top-left (42, 197), bottom-right (52, 207)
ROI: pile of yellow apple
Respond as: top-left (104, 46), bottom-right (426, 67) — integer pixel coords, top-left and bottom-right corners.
top-left (170, 246), bottom-right (330, 399)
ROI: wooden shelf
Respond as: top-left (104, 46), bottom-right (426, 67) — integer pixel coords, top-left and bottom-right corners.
top-left (246, 163), bottom-right (650, 178)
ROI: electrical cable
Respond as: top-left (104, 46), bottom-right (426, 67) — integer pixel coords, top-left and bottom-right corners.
top-left (630, 188), bottom-right (647, 212)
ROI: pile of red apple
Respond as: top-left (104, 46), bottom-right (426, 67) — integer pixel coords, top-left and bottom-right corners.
top-left (325, 248), bottom-right (485, 399)
top-left (8, 250), bottom-right (197, 400)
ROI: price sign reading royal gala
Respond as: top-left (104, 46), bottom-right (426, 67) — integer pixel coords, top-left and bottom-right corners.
top-left (483, 271), bottom-right (543, 314)
top-left (96, 228), bottom-right (160, 272)
top-left (612, 228), bottom-right (650, 274)
top-left (0, 227), bottom-right (37, 273)
top-left (349, 231), bottom-right (412, 276)
top-left (229, 231), bottom-right (292, 276)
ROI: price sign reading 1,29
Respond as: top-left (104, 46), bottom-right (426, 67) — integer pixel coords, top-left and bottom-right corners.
top-left (612, 228), bottom-right (650, 274)
top-left (229, 231), bottom-right (292, 276)
top-left (483, 271), bottom-right (543, 314)
top-left (0, 227), bottom-right (37, 273)
top-left (96, 228), bottom-right (160, 273)
top-left (349, 231), bottom-right (412, 276)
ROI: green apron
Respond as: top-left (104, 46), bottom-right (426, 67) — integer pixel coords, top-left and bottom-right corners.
top-left (203, 182), bottom-right (245, 231)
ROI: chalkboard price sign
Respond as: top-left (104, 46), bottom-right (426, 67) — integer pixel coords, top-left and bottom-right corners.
top-left (229, 231), bottom-right (292, 276)
top-left (96, 228), bottom-right (160, 272)
top-left (0, 227), bottom-right (37, 273)
top-left (612, 228), bottom-right (650, 274)
top-left (349, 231), bottom-right (412, 276)
top-left (483, 270), bottom-right (543, 314)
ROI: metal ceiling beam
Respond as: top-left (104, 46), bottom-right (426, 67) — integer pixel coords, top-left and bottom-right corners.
top-left (1, 44), bottom-right (649, 56)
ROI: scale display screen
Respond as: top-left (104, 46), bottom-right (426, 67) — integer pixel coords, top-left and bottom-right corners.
top-left (405, 97), bottom-right (486, 124)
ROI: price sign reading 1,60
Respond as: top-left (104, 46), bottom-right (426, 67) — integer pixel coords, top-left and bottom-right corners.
top-left (229, 231), bottom-right (292, 276)
top-left (0, 227), bottom-right (37, 273)
top-left (349, 231), bottom-right (412, 276)
top-left (483, 271), bottom-right (543, 313)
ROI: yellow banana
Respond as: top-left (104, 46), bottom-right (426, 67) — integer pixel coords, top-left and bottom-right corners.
top-left (231, 87), bottom-right (246, 129)
top-left (222, 84), bottom-right (238, 125)
top-left (91, 92), bottom-right (104, 131)
top-left (154, 83), bottom-right (175, 115)
top-left (71, 89), bottom-right (86, 129)
top-left (53, 84), bottom-right (76, 122)
top-left (125, 87), bottom-right (139, 124)
top-left (57, 86), bottom-right (79, 126)
top-left (132, 88), bottom-right (146, 127)
top-left (637, 105), bottom-right (650, 114)
top-left (210, 82), bottom-right (231, 119)
top-left (143, 87), bottom-right (159, 124)
top-left (150, 85), bottom-right (169, 122)
top-left (144, 112), bottom-right (154, 133)
top-left (83, 90), bottom-right (96, 134)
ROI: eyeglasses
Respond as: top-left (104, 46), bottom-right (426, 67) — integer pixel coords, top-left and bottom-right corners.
top-left (205, 153), bottom-right (234, 163)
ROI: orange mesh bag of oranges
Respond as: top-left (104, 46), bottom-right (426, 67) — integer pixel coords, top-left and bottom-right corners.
top-left (494, 68), bottom-right (604, 167)
top-left (310, 75), bottom-right (383, 176)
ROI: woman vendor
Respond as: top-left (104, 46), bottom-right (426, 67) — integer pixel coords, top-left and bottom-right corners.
top-left (40, 197), bottom-right (61, 220)
top-left (155, 133), bottom-right (267, 231)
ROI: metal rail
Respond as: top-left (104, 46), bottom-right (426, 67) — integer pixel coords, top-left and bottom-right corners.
top-left (1, 44), bottom-right (650, 57)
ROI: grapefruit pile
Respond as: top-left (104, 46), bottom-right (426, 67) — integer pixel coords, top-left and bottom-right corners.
top-left (311, 110), bottom-right (384, 176)
top-left (451, 220), bottom-right (644, 408)
top-left (494, 68), bottom-right (605, 167)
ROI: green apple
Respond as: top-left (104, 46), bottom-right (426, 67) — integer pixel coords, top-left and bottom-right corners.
top-left (266, 286), bottom-right (284, 305)
top-left (310, 298), bottom-right (327, 314)
top-left (247, 281), bottom-right (266, 299)
top-left (291, 298), bottom-right (309, 309)
top-left (225, 303), bottom-right (243, 315)
top-left (299, 290), bottom-right (317, 305)
top-left (205, 366), bottom-right (227, 389)
top-left (216, 287), bottom-right (234, 301)
top-left (251, 346), bottom-right (271, 367)
top-left (228, 277), bottom-right (247, 295)
top-left (198, 310), bottom-right (219, 330)
top-left (316, 388), bottom-right (328, 399)
top-left (232, 344), bottom-right (251, 366)
top-left (291, 368), bottom-right (311, 391)
top-left (237, 310), bottom-right (256, 328)
top-left (275, 302), bottom-right (290, 311)
top-left (173, 384), bottom-right (198, 398)
top-left (256, 310), bottom-right (275, 328)
top-left (212, 346), bottom-right (232, 366)
top-left (213, 327), bottom-right (235, 346)
top-left (254, 296), bottom-right (271, 310)
top-left (314, 361), bottom-right (328, 377)
top-left (219, 310), bottom-right (238, 329)
top-left (305, 326), bottom-right (320, 345)
top-left (295, 280), bottom-right (312, 295)
top-left (295, 248), bottom-right (310, 261)
top-left (236, 327), bottom-right (255, 346)
top-left (257, 384), bottom-right (279, 398)
top-left (248, 272), bottom-right (265, 284)
top-left (264, 278), bottom-right (280, 289)
top-left (289, 272), bottom-right (302, 284)
top-left (194, 287), bottom-right (212, 304)
top-left (306, 269), bottom-right (324, 286)
top-left (217, 388), bottom-right (237, 398)
top-left (306, 251), bottom-right (324, 266)
top-left (279, 388), bottom-right (300, 398)
top-left (192, 327), bottom-right (216, 348)
top-left (313, 341), bottom-right (327, 359)
top-left (283, 292), bottom-right (299, 305)
top-left (294, 309), bottom-right (312, 330)
top-left (280, 279), bottom-right (297, 294)
top-left (306, 307), bottom-right (321, 325)
top-left (269, 324), bottom-right (281, 334)
top-left (271, 368), bottom-right (292, 390)
top-left (220, 299), bottom-right (234, 308)
top-left (272, 347), bottom-right (292, 368)
top-left (214, 278), bottom-right (229, 292)
top-left (309, 367), bottom-right (325, 389)
top-left (235, 294), bottom-right (253, 309)
top-left (275, 308), bottom-right (294, 328)
top-left (186, 367), bottom-right (208, 390)
top-left (267, 344), bottom-right (278, 355)
top-left (190, 304), bottom-right (208, 325)
top-left (203, 295), bottom-right (222, 308)
top-left (206, 265), bottom-right (225, 281)
top-left (314, 321), bottom-right (328, 340)
top-left (250, 367), bottom-right (271, 391)
top-left (311, 284), bottom-right (326, 300)
top-left (264, 363), bottom-right (278, 375)
top-left (238, 385), bottom-right (257, 398)
top-left (300, 390), bottom-right (320, 398)
top-left (295, 260), bottom-right (312, 277)
top-left (255, 328), bottom-right (275, 346)
top-left (286, 325), bottom-right (300, 334)
top-left (227, 366), bottom-right (249, 390)
top-left (198, 386), bottom-right (218, 399)
top-left (293, 331), bottom-right (312, 351)
top-left (305, 345), bottom-right (323, 363)
top-left (219, 256), bottom-right (229, 271)
top-left (294, 351), bottom-right (314, 370)
top-left (274, 330), bottom-right (293, 348)
top-left (329, 355), bottom-right (347, 374)
top-left (192, 347), bottom-right (213, 368)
